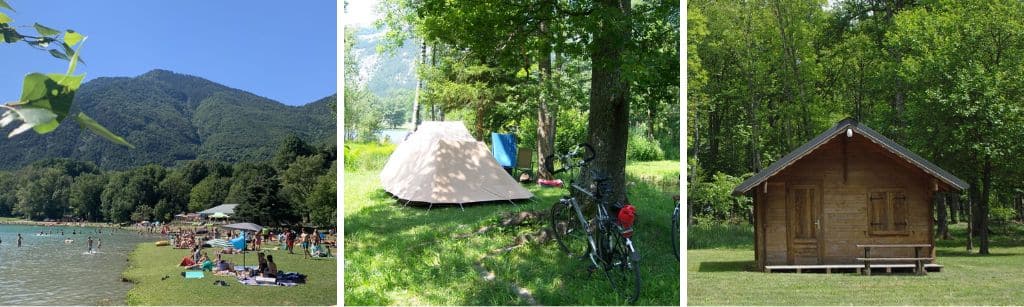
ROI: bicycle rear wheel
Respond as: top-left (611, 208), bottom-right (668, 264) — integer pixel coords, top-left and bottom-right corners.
top-left (598, 223), bottom-right (641, 304)
top-left (550, 199), bottom-right (588, 257)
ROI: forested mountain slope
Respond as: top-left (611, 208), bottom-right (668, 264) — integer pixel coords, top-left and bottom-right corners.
top-left (0, 69), bottom-right (336, 169)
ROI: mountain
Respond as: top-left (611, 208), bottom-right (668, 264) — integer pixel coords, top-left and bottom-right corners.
top-left (0, 69), bottom-right (336, 170)
top-left (349, 26), bottom-right (417, 97)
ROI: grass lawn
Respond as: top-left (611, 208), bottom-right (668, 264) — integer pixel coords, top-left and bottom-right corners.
top-left (343, 148), bottom-right (680, 305)
top-left (688, 222), bottom-right (1024, 305)
top-left (123, 243), bottom-right (337, 305)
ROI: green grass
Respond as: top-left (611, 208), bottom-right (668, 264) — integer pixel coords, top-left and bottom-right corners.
top-left (688, 222), bottom-right (1024, 305)
top-left (626, 160), bottom-right (680, 194)
top-left (123, 243), bottom-right (337, 305)
top-left (344, 147), bottom-right (680, 305)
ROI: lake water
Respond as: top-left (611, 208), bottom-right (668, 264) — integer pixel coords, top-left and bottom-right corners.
top-left (0, 225), bottom-right (159, 305)
top-left (379, 128), bottom-right (409, 144)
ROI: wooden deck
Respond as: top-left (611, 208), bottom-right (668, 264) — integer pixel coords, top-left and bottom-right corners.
top-left (765, 263), bottom-right (943, 274)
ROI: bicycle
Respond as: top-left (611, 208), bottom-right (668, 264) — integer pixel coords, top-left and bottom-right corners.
top-left (547, 144), bottom-right (641, 304)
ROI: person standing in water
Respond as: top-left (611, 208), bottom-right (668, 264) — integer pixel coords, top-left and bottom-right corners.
top-left (17, 233), bottom-right (22, 247)
top-left (97, 238), bottom-right (102, 251)
top-left (87, 236), bottom-right (94, 252)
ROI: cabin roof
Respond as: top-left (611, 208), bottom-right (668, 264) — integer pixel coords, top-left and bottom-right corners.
top-left (733, 118), bottom-right (969, 195)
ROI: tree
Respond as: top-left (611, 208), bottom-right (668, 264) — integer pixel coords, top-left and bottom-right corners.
top-left (889, 0), bottom-right (1024, 254)
top-left (308, 162), bottom-right (337, 227)
top-left (280, 154), bottom-right (329, 222)
top-left (188, 175), bottom-right (231, 212)
top-left (272, 135), bottom-right (314, 171)
top-left (69, 173), bottom-right (107, 221)
top-left (156, 172), bottom-right (191, 221)
top-left (14, 166), bottom-right (72, 220)
top-left (229, 163), bottom-right (294, 225)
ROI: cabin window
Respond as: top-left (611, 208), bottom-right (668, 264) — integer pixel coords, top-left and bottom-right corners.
top-left (868, 189), bottom-right (909, 235)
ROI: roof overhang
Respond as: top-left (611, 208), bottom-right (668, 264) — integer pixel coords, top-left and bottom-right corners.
top-left (733, 118), bottom-right (969, 195)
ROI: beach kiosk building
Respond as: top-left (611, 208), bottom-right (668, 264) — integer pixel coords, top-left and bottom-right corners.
top-left (733, 118), bottom-right (968, 273)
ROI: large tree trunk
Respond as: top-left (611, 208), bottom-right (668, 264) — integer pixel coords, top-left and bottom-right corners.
top-left (537, 20), bottom-right (557, 181)
top-left (980, 156), bottom-right (991, 254)
top-left (587, 0), bottom-right (632, 205)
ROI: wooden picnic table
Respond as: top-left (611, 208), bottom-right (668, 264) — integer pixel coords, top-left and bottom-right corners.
top-left (856, 244), bottom-right (933, 275)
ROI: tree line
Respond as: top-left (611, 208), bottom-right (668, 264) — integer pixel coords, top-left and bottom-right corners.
top-left (0, 135), bottom-right (337, 227)
top-left (688, 0), bottom-right (1024, 254)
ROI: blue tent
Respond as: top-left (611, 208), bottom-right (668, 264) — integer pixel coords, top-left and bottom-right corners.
top-left (491, 132), bottom-right (517, 169)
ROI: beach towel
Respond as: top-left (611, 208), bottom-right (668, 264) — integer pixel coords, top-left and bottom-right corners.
top-left (184, 271), bottom-right (204, 279)
top-left (491, 132), bottom-right (517, 169)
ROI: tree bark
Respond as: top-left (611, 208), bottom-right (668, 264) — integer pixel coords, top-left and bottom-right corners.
top-left (587, 0), bottom-right (632, 205)
top-left (967, 188), bottom-right (975, 252)
top-left (980, 155), bottom-right (991, 254)
top-left (413, 41), bottom-right (426, 131)
top-left (936, 192), bottom-right (951, 240)
top-left (949, 192), bottom-right (959, 224)
top-left (536, 19), bottom-right (557, 181)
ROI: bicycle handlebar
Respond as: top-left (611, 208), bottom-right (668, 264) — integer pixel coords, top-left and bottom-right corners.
top-left (544, 143), bottom-right (595, 175)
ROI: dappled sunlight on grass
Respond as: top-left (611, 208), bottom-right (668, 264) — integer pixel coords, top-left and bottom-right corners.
top-left (344, 158), bottom-right (680, 305)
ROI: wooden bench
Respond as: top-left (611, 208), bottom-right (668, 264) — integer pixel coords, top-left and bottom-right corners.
top-left (856, 244), bottom-right (933, 276)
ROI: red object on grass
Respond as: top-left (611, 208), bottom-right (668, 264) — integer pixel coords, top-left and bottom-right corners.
top-left (538, 178), bottom-right (563, 187)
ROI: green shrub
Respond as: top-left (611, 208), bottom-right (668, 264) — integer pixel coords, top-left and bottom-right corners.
top-left (343, 142), bottom-right (396, 171)
top-left (627, 128), bottom-right (665, 161)
top-left (990, 206), bottom-right (1017, 223)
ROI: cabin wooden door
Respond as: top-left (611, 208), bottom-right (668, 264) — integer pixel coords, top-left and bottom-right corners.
top-left (787, 185), bottom-right (821, 264)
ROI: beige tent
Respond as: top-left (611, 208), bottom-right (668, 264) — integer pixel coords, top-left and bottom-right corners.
top-left (380, 121), bottom-right (533, 206)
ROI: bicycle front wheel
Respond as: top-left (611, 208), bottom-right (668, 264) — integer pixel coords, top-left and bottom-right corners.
top-left (599, 224), bottom-right (641, 304)
top-left (550, 199), bottom-right (588, 257)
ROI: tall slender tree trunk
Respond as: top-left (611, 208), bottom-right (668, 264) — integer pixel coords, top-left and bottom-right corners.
top-left (537, 20), bottom-right (557, 181)
top-left (587, 0), bottom-right (632, 204)
top-left (413, 41), bottom-right (426, 130)
top-left (980, 156), bottom-right (991, 254)
top-left (946, 192), bottom-right (954, 223)
top-left (936, 192), bottom-right (951, 240)
top-left (744, 9), bottom-right (761, 173)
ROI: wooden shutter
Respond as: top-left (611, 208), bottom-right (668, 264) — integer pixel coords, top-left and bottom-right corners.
top-left (869, 192), bottom-right (886, 231)
top-left (892, 192), bottom-right (908, 231)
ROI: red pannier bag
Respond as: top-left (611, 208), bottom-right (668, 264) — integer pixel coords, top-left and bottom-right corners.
top-left (618, 204), bottom-right (636, 238)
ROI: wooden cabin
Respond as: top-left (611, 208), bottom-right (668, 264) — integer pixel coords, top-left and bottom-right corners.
top-left (733, 118), bottom-right (968, 272)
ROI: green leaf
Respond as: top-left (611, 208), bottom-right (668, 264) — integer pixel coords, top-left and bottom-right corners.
top-left (48, 49), bottom-right (69, 61)
top-left (33, 23), bottom-right (60, 37)
top-left (65, 38), bottom-right (85, 75)
top-left (1, 28), bottom-right (19, 43)
top-left (0, 0), bottom-right (13, 12)
top-left (63, 30), bottom-right (83, 47)
top-left (75, 112), bottom-right (134, 148)
top-left (0, 11), bottom-right (11, 24)
top-left (47, 73), bottom-right (84, 91)
top-left (60, 42), bottom-right (86, 65)
top-left (10, 107), bottom-right (58, 136)
top-left (19, 73), bottom-right (54, 103)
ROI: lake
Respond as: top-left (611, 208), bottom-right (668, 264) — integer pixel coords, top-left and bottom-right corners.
top-left (0, 225), bottom-right (159, 305)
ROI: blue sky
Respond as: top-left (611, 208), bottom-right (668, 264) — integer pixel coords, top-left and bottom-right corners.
top-left (0, 0), bottom-right (336, 106)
